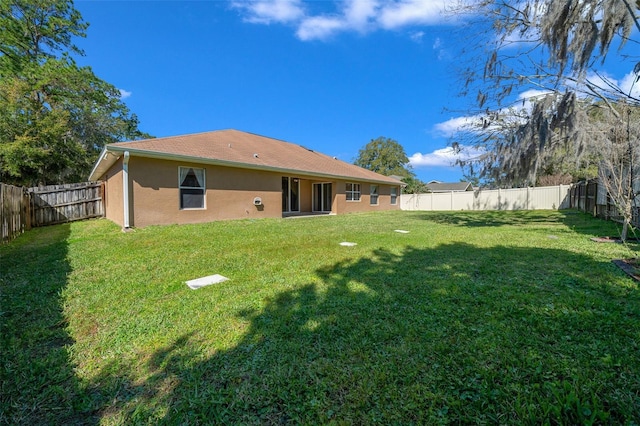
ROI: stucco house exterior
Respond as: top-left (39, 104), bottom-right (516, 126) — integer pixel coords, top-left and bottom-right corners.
top-left (89, 129), bottom-right (403, 228)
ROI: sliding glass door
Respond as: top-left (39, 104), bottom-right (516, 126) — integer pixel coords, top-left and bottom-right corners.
top-left (282, 177), bottom-right (300, 212)
top-left (313, 183), bottom-right (332, 212)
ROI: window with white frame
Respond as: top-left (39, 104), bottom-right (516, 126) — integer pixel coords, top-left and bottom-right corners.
top-left (390, 187), bottom-right (398, 205)
top-left (179, 167), bottom-right (205, 209)
top-left (370, 184), bottom-right (379, 205)
top-left (346, 183), bottom-right (361, 201)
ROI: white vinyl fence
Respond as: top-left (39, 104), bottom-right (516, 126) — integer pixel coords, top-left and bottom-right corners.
top-left (400, 185), bottom-right (571, 211)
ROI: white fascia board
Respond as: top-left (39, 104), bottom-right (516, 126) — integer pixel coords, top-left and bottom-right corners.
top-left (88, 147), bottom-right (108, 181)
top-left (88, 147), bottom-right (118, 181)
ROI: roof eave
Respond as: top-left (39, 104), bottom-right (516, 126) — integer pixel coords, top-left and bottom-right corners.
top-left (88, 147), bottom-right (119, 181)
top-left (92, 145), bottom-right (403, 185)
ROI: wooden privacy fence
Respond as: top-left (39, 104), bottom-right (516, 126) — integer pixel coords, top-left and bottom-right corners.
top-left (569, 179), bottom-right (640, 227)
top-left (1, 181), bottom-right (104, 244)
top-left (29, 182), bottom-right (104, 227)
top-left (1, 183), bottom-right (30, 244)
top-left (569, 179), bottom-right (599, 216)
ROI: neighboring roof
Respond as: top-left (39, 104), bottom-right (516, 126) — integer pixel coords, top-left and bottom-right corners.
top-left (425, 181), bottom-right (474, 192)
top-left (89, 129), bottom-right (404, 185)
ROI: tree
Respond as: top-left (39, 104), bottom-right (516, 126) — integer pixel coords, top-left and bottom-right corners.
top-left (401, 176), bottom-right (427, 194)
top-left (0, 76), bottom-right (83, 185)
top-left (0, 0), bottom-right (149, 186)
top-left (354, 136), bottom-right (415, 178)
top-left (451, 1), bottom-right (640, 192)
top-left (454, 92), bottom-right (604, 187)
top-left (456, 0), bottom-right (640, 111)
top-left (592, 103), bottom-right (640, 241)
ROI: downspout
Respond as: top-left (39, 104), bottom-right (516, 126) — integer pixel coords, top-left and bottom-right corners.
top-left (123, 151), bottom-right (130, 229)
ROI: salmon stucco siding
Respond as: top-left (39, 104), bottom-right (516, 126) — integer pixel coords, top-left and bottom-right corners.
top-left (91, 130), bottom-right (403, 228)
top-left (103, 158), bottom-right (125, 227)
top-left (119, 157), bottom-right (283, 227)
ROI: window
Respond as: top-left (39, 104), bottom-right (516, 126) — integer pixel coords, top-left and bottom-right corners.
top-left (390, 187), bottom-right (398, 205)
top-left (370, 184), bottom-right (379, 205)
top-left (179, 167), bottom-right (205, 209)
top-left (346, 183), bottom-right (361, 201)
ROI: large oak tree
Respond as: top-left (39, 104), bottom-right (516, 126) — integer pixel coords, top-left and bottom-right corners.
top-left (354, 136), bottom-right (424, 193)
top-left (354, 136), bottom-right (415, 178)
top-left (0, 0), bottom-right (149, 186)
top-left (452, 0), bottom-right (640, 238)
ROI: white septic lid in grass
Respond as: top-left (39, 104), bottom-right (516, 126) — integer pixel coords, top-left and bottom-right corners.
top-left (340, 242), bottom-right (357, 246)
top-left (394, 230), bottom-right (410, 233)
top-left (185, 274), bottom-right (229, 290)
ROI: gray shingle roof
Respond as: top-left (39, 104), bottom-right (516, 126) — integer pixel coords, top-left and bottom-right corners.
top-left (425, 182), bottom-right (474, 192)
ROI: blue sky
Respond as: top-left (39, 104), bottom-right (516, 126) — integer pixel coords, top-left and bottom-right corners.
top-left (73, 1), bottom-right (639, 183)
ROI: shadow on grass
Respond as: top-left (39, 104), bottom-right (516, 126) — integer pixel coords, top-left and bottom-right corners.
top-left (0, 224), bottom-right (100, 424)
top-left (92, 242), bottom-right (640, 424)
top-left (417, 209), bottom-right (582, 228)
top-left (419, 209), bottom-right (633, 240)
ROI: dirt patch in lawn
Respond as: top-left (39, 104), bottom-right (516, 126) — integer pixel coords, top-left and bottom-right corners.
top-left (612, 258), bottom-right (640, 282)
top-left (591, 236), bottom-right (622, 243)
top-left (591, 236), bottom-right (640, 243)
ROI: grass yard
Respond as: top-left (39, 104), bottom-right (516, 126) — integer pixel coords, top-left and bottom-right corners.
top-left (1, 210), bottom-right (640, 424)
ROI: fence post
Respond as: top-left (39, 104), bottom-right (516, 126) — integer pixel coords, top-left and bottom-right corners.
top-left (558, 184), bottom-right (563, 210)
top-left (23, 187), bottom-right (30, 231)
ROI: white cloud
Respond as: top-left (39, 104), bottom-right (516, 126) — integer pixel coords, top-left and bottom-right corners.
top-left (433, 116), bottom-right (478, 137)
top-left (499, 28), bottom-right (540, 49)
top-left (620, 71), bottom-right (640, 98)
top-left (378, 0), bottom-right (445, 29)
top-left (119, 88), bottom-right (132, 99)
top-left (562, 70), bottom-right (640, 100)
top-left (495, 1), bottom-right (543, 49)
top-left (433, 89), bottom-right (553, 137)
top-left (344, 0), bottom-right (379, 30)
top-left (410, 31), bottom-right (425, 43)
top-left (580, 71), bottom-right (615, 94)
top-left (517, 89), bottom-right (552, 100)
top-left (297, 16), bottom-right (346, 40)
top-left (297, 0), bottom-right (380, 40)
top-left (409, 144), bottom-right (484, 167)
top-left (431, 35), bottom-right (452, 60)
top-left (432, 70), bottom-right (639, 141)
top-left (516, 89), bottom-right (552, 110)
top-left (409, 147), bottom-right (458, 167)
top-left (409, 31), bottom-right (424, 43)
top-left (233, 0), bottom-right (464, 41)
top-left (232, 0), bottom-right (304, 24)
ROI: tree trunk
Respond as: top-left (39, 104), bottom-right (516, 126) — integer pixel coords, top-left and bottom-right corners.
top-left (621, 219), bottom-right (629, 242)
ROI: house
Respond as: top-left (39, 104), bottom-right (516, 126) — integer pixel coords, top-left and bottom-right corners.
top-left (425, 180), bottom-right (474, 193)
top-left (89, 129), bottom-right (404, 228)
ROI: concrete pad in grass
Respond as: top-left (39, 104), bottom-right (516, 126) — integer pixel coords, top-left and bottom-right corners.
top-left (186, 274), bottom-right (229, 290)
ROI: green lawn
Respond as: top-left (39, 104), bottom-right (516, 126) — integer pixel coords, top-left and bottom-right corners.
top-left (1, 210), bottom-right (639, 424)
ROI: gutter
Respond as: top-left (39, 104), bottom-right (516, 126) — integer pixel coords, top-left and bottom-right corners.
top-left (122, 151), bottom-right (130, 229)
